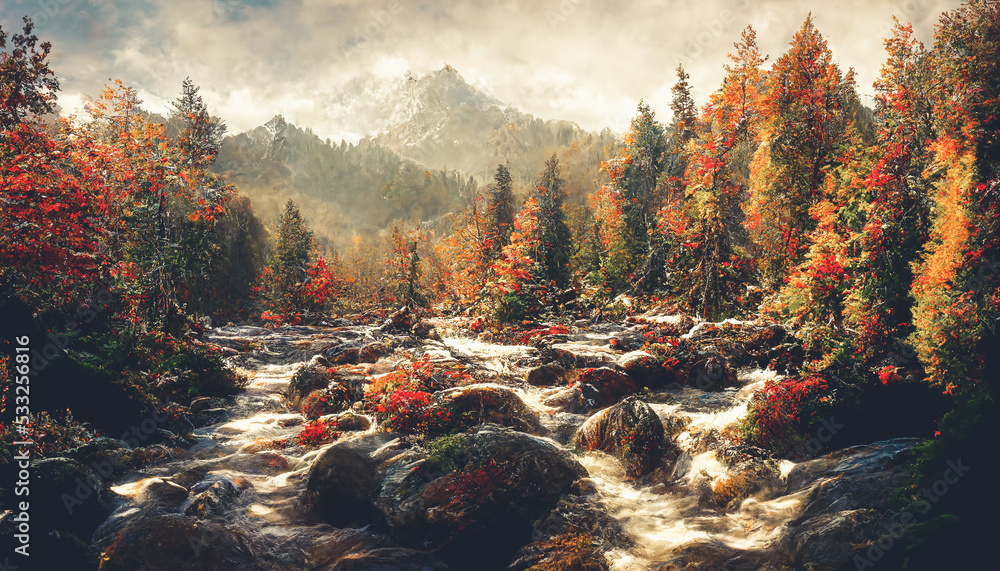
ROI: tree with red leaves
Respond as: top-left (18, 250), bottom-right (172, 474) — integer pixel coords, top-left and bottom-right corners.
top-left (747, 15), bottom-right (859, 284)
top-left (668, 27), bottom-right (765, 319)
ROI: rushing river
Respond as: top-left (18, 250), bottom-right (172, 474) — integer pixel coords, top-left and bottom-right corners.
top-left (92, 322), bottom-right (918, 569)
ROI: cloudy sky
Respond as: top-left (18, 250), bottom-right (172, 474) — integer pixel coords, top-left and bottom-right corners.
top-left (1, 0), bottom-right (961, 141)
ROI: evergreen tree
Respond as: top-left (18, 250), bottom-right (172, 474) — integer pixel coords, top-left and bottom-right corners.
top-left (909, 0), bottom-right (1000, 396)
top-left (845, 20), bottom-right (936, 355)
top-left (170, 77), bottom-right (227, 168)
top-left (484, 164), bottom-right (516, 263)
top-left (536, 154), bottom-right (572, 288)
top-left (0, 17), bottom-right (58, 130)
top-left (271, 199), bottom-right (314, 286)
top-left (602, 102), bottom-right (667, 290)
top-left (669, 27), bottom-right (765, 319)
top-left (386, 226), bottom-right (423, 306)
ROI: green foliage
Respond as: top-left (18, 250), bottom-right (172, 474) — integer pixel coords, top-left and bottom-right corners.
top-left (601, 102), bottom-right (668, 291)
top-left (535, 154), bottom-right (572, 288)
top-left (484, 164), bottom-right (516, 263)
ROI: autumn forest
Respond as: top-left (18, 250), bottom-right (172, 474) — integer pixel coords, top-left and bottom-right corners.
top-left (2, 1), bottom-right (999, 570)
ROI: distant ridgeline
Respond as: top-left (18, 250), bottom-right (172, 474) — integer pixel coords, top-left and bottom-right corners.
top-left (211, 67), bottom-right (618, 252)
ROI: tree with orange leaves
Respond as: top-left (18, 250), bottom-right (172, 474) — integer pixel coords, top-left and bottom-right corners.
top-left (666, 27), bottom-right (765, 319)
top-left (747, 15), bottom-right (859, 284)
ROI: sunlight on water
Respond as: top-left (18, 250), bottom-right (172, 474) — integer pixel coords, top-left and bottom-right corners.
top-left (681, 318), bottom-right (749, 340)
top-left (574, 367), bottom-right (803, 569)
top-left (439, 336), bottom-right (534, 374)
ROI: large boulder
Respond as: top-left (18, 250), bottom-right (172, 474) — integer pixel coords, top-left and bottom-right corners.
top-left (374, 426), bottom-right (590, 569)
top-left (431, 383), bottom-right (545, 435)
top-left (656, 348), bottom-right (738, 391)
top-left (549, 343), bottom-right (620, 369)
top-left (541, 367), bottom-right (639, 414)
top-left (777, 438), bottom-right (920, 569)
top-left (525, 363), bottom-right (571, 386)
top-left (509, 495), bottom-right (630, 571)
top-left (306, 432), bottom-right (401, 526)
top-left (286, 355), bottom-right (334, 406)
top-left (574, 396), bottom-right (665, 477)
top-left (94, 513), bottom-right (263, 571)
top-left (617, 350), bottom-right (662, 386)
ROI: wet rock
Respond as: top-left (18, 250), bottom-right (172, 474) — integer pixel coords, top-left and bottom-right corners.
top-left (550, 342), bottom-right (620, 369)
top-left (608, 332), bottom-right (645, 352)
top-left (661, 412), bottom-right (692, 442)
top-left (64, 436), bottom-right (138, 481)
top-left (358, 341), bottom-right (390, 363)
top-left (189, 396), bottom-right (213, 413)
top-left (164, 410), bottom-right (196, 439)
top-left (510, 495), bottom-right (629, 570)
top-left (656, 349), bottom-right (738, 391)
top-left (545, 412), bottom-right (589, 445)
top-left (33, 457), bottom-right (114, 538)
top-left (772, 439), bottom-right (920, 569)
top-left (785, 438), bottom-right (919, 519)
top-left (670, 451), bottom-right (694, 482)
top-left (541, 385), bottom-right (587, 413)
top-left (526, 363), bottom-right (571, 386)
top-left (711, 460), bottom-right (781, 511)
top-left (572, 367), bottom-right (640, 409)
top-left (687, 353), bottom-right (739, 391)
top-left (618, 350), bottom-right (663, 385)
top-left (329, 345), bottom-right (362, 365)
top-left (95, 513), bottom-right (263, 571)
top-left (319, 410), bottom-right (373, 432)
top-left (307, 432), bottom-right (402, 526)
top-left (186, 476), bottom-right (242, 518)
top-left (784, 509), bottom-right (881, 570)
top-left (376, 426), bottom-right (589, 569)
top-left (657, 539), bottom-right (778, 571)
top-left (286, 355), bottom-right (335, 405)
top-left (329, 547), bottom-right (449, 570)
top-left (192, 407), bottom-right (229, 427)
top-left (575, 396), bottom-right (665, 477)
top-left (136, 477), bottom-right (189, 509)
top-left (431, 383), bottom-right (546, 435)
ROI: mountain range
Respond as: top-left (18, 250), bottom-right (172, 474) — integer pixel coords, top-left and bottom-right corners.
top-left (211, 66), bottom-right (619, 250)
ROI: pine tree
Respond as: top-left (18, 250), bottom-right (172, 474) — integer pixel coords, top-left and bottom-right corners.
top-left (670, 64), bottom-right (698, 146)
top-left (535, 154), bottom-right (572, 288)
top-left (170, 77), bottom-right (226, 168)
top-left (667, 27), bottom-right (765, 319)
top-left (909, 0), bottom-right (1000, 396)
top-left (845, 20), bottom-right (936, 355)
top-left (272, 199), bottom-right (314, 285)
top-left (484, 164), bottom-right (516, 263)
top-left (602, 102), bottom-right (667, 290)
top-left (386, 226), bottom-right (423, 306)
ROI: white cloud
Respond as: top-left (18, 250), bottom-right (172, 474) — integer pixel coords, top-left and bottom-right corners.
top-left (2, 0), bottom-right (963, 140)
